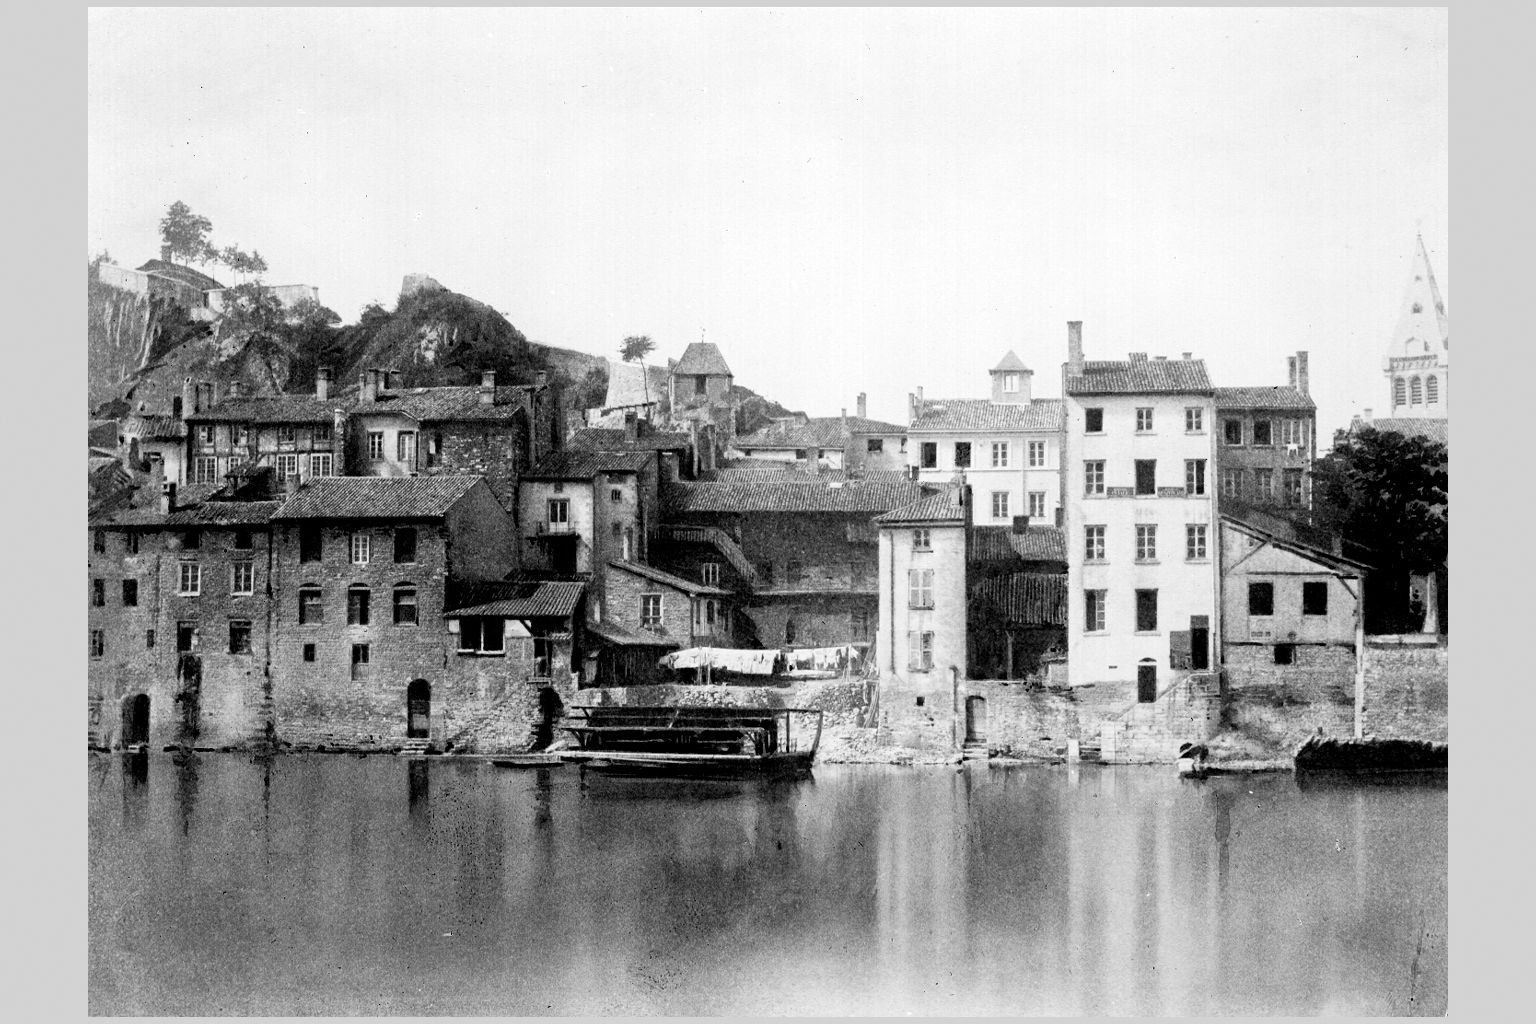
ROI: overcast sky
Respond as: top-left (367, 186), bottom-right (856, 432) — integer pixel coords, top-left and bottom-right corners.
top-left (88, 8), bottom-right (1446, 441)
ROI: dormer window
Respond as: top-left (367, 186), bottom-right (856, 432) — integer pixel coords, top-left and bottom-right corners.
top-left (1003, 373), bottom-right (1019, 393)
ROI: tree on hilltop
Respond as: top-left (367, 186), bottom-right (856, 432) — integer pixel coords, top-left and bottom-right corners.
top-left (159, 201), bottom-right (214, 267)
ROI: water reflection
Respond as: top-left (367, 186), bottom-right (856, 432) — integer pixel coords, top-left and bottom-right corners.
top-left (89, 756), bottom-right (1447, 1016)
top-left (172, 750), bottom-right (198, 838)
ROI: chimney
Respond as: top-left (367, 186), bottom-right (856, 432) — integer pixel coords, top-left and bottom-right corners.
top-left (804, 449), bottom-right (820, 476)
top-left (907, 392), bottom-right (916, 424)
top-left (857, 393), bottom-right (867, 419)
top-left (284, 472), bottom-right (302, 498)
top-left (1182, 352), bottom-right (1192, 360)
top-left (1287, 356), bottom-right (1298, 388)
top-left (1362, 408), bottom-right (1372, 423)
top-left (1154, 355), bottom-right (1167, 361)
top-left (841, 407), bottom-right (847, 434)
top-left (480, 370), bottom-right (496, 406)
top-left (1012, 514), bottom-right (1030, 534)
top-left (370, 369), bottom-right (392, 396)
top-left (1067, 321), bottom-right (1084, 375)
top-left (1296, 351), bottom-right (1309, 397)
top-left (624, 409), bottom-right (639, 440)
top-left (159, 480), bottom-right (176, 515)
top-left (180, 377), bottom-right (196, 422)
top-left (535, 370), bottom-right (549, 388)
top-left (161, 244), bottom-right (172, 263)
top-left (316, 367), bottom-right (331, 401)
top-left (360, 372), bottom-right (375, 404)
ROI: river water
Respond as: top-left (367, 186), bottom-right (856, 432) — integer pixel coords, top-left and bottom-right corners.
top-left (89, 753), bottom-right (1446, 1016)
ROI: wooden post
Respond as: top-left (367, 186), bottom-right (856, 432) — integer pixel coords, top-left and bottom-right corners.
top-left (1005, 630), bottom-right (1014, 682)
top-left (1354, 577), bottom-right (1366, 739)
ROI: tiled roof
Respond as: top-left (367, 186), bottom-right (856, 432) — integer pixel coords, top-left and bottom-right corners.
top-left (444, 579), bottom-right (586, 619)
top-left (137, 259), bottom-right (223, 290)
top-left (273, 476), bottom-right (484, 520)
top-left (670, 475), bottom-right (926, 515)
top-left (873, 488), bottom-right (966, 524)
top-left (123, 414), bottom-right (186, 439)
top-left (969, 573), bottom-right (1068, 626)
top-left (587, 619), bottom-right (683, 648)
top-left (602, 359), bottom-right (656, 409)
top-left (164, 501), bottom-right (283, 526)
top-left (969, 525), bottom-right (1066, 563)
top-left (1358, 418), bottom-right (1448, 447)
top-left (567, 428), bottom-right (693, 453)
top-left (352, 385), bottom-right (535, 423)
top-left (1066, 359), bottom-right (1212, 395)
top-left (992, 351), bottom-right (1031, 372)
top-left (909, 398), bottom-right (1064, 433)
top-left (608, 560), bottom-right (729, 596)
top-left (1214, 386), bottom-right (1316, 410)
top-left (188, 394), bottom-right (352, 424)
top-left (704, 465), bottom-right (850, 482)
top-left (672, 341), bottom-right (732, 377)
top-left (524, 450), bottom-right (653, 480)
top-left (89, 456), bottom-right (122, 476)
top-left (737, 416), bottom-right (906, 450)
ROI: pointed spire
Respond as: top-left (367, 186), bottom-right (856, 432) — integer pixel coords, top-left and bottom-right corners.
top-left (1389, 231), bottom-right (1449, 359)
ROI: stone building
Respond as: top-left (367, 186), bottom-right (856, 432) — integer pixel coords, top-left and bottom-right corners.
top-left (1214, 352), bottom-right (1317, 516)
top-left (267, 476), bottom-right (520, 751)
top-left (592, 561), bottom-right (733, 684)
top-left (1061, 323), bottom-right (1221, 699)
top-left (734, 394), bottom-right (908, 473)
top-left (907, 351), bottom-right (1066, 528)
top-left (667, 341), bottom-right (737, 443)
top-left (119, 412), bottom-right (187, 487)
top-left (184, 371), bottom-right (351, 486)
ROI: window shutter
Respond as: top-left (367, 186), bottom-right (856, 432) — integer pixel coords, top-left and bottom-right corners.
top-left (1169, 630), bottom-right (1192, 670)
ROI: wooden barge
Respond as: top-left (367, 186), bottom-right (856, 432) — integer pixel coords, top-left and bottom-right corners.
top-left (560, 706), bottom-right (823, 778)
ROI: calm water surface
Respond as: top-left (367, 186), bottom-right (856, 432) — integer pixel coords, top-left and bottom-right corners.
top-left (89, 753), bottom-right (1446, 1015)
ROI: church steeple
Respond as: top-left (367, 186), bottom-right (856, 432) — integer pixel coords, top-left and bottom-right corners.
top-left (1382, 233), bottom-right (1449, 418)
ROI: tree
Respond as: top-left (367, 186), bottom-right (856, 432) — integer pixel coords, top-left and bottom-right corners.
top-left (159, 201), bottom-right (214, 266)
top-left (1313, 426), bottom-right (1448, 633)
top-left (620, 335), bottom-right (656, 404)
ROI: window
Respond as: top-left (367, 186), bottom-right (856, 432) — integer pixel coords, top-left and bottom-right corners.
top-left (229, 621), bottom-right (252, 654)
top-left (867, 438), bottom-right (883, 453)
top-left (347, 587), bottom-right (371, 626)
top-left (908, 569), bottom-right (934, 609)
top-left (120, 579), bottom-right (138, 607)
top-left (1248, 581), bottom-right (1274, 616)
top-left (93, 530), bottom-right (106, 554)
top-left (954, 442), bottom-right (971, 468)
top-left (393, 586), bottom-right (418, 625)
top-left (367, 432), bottom-right (385, 460)
top-left (1028, 440), bottom-right (1046, 467)
top-left (195, 424), bottom-right (215, 446)
top-left (300, 526), bottom-right (323, 562)
top-left (610, 488), bottom-right (623, 503)
top-left (641, 594), bottom-right (663, 629)
top-left (274, 453), bottom-right (299, 479)
top-left (1084, 590), bottom-right (1106, 632)
top-left (309, 453), bottom-right (334, 477)
top-left (277, 425), bottom-right (298, 445)
top-left (314, 423), bottom-right (332, 444)
top-left (1085, 408), bottom-right (1104, 433)
top-left (1028, 491), bottom-right (1046, 517)
top-left (1303, 581), bottom-right (1329, 616)
top-left (192, 456), bottom-right (219, 483)
top-left (1084, 525), bottom-right (1105, 562)
top-left (1394, 377), bottom-right (1407, 407)
top-left (1221, 469), bottom-right (1243, 498)
top-left (1136, 408), bottom-right (1154, 432)
top-left (990, 442), bottom-right (1009, 468)
top-left (1410, 377), bottom-right (1423, 405)
top-left (1284, 469), bottom-right (1304, 506)
top-left (146, 629), bottom-right (155, 650)
top-left (695, 375), bottom-right (708, 396)
top-left (232, 528), bottom-right (253, 550)
top-left (1273, 643), bottom-right (1295, 665)
top-left (991, 492), bottom-right (1009, 520)
top-left (1185, 459), bottom-right (1206, 496)
top-left (1186, 524), bottom-right (1208, 560)
top-left (178, 562), bottom-right (201, 596)
top-left (1254, 469), bottom-right (1274, 499)
top-left (231, 561), bottom-right (254, 596)
top-left (90, 630), bottom-right (105, 659)
top-left (350, 532), bottom-right (370, 565)
top-left (794, 450), bottom-right (807, 460)
top-left (1223, 420), bottom-right (1243, 445)
top-left (548, 499), bottom-right (570, 529)
top-left (231, 424), bottom-right (249, 447)
top-left (1426, 375), bottom-right (1439, 404)
top-left (920, 442), bottom-right (938, 469)
top-left (92, 578), bottom-right (105, 607)
top-left (1084, 461), bottom-right (1105, 496)
top-left (1280, 419), bottom-right (1304, 446)
top-left (852, 607), bottom-right (872, 642)
top-left (299, 587), bottom-right (323, 624)
top-left (396, 431), bottom-right (417, 464)
top-left (351, 643), bottom-right (370, 677)
top-left (181, 529), bottom-right (201, 550)
top-left (1186, 407), bottom-right (1204, 432)
top-left (1253, 420), bottom-right (1272, 446)
top-left (394, 528), bottom-right (417, 564)
top-left (126, 531), bottom-right (140, 555)
top-left (912, 528), bottom-right (931, 551)
top-left (1135, 460), bottom-right (1156, 495)
top-left (1135, 589), bottom-right (1158, 632)
top-left (701, 562), bottom-right (721, 586)
top-left (1136, 525), bottom-right (1157, 561)
top-left (177, 622), bottom-right (197, 652)
top-left (1003, 372), bottom-right (1020, 393)
top-left (908, 631), bottom-right (935, 671)
top-left (302, 642), bottom-right (315, 662)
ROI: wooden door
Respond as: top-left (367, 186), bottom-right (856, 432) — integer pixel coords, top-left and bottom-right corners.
top-left (1137, 664), bottom-right (1157, 703)
top-left (123, 694), bottom-right (150, 746)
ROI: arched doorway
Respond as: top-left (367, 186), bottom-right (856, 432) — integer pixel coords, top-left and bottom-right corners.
top-left (121, 693), bottom-right (150, 747)
top-left (965, 695), bottom-right (988, 744)
top-left (406, 680), bottom-right (431, 739)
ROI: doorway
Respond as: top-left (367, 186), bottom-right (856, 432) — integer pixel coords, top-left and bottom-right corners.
top-left (407, 679), bottom-right (431, 739)
top-left (122, 693), bottom-right (150, 747)
top-left (1190, 615), bottom-right (1210, 670)
top-left (965, 695), bottom-right (988, 744)
top-left (1137, 663), bottom-right (1158, 703)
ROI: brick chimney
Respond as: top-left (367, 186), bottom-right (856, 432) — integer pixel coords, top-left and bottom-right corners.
top-left (841, 407), bottom-right (847, 434)
top-left (316, 367), bottom-right (331, 401)
top-left (1296, 351), bottom-right (1310, 397)
top-left (360, 372), bottom-right (375, 404)
top-left (857, 393), bottom-right (867, 419)
top-left (480, 370), bottom-right (496, 406)
top-left (1067, 322), bottom-right (1084, 376)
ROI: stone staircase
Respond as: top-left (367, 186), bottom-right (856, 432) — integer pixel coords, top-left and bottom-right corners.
top-left (660, 525), bottom-right (758, 587)
top-left (397, 738), bottom-right (431, 757)
top-left (1101, 672), bottom-right (1222, 764)
top-left (962, 741), bottom-right (989, 761)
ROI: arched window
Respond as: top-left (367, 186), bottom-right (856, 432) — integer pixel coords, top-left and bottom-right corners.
top-left (1393, 377), bottom-right (1406, 407)
top-left (1410, 376), bottom-right (1423, 405)
top-left (1426, 375), bottom-right (1439, 404)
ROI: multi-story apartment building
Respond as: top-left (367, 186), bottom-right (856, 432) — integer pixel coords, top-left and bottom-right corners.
top-left (517, 449), bottom-right (657, 590)
top-left (1061, 323), bottom-right (1220, 696)
top-left (184, 372), bottom-right (350, 486)
top-left (907, 352), bottom-right (1064, 528)
top-left (1214, 352), bottom-right (1317, 516)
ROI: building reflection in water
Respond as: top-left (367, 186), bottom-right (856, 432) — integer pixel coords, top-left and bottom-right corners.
top-left (173, 751), bottom-right (199, 838)
top-left (407, 759), bottom-right (430, 824)
top-left (120, 750), bottom-right (149, 830)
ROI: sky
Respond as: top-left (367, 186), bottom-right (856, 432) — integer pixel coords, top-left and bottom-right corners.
top-left (87, 7), bottom-right (1447, 441)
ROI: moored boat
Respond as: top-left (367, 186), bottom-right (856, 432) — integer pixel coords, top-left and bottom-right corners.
top-left (561, 706), bottom-right (823, 778)
top-left (1293, 735), bottom-right (1448, 774)
top-left (491, 753), bottom-right (566, 768)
